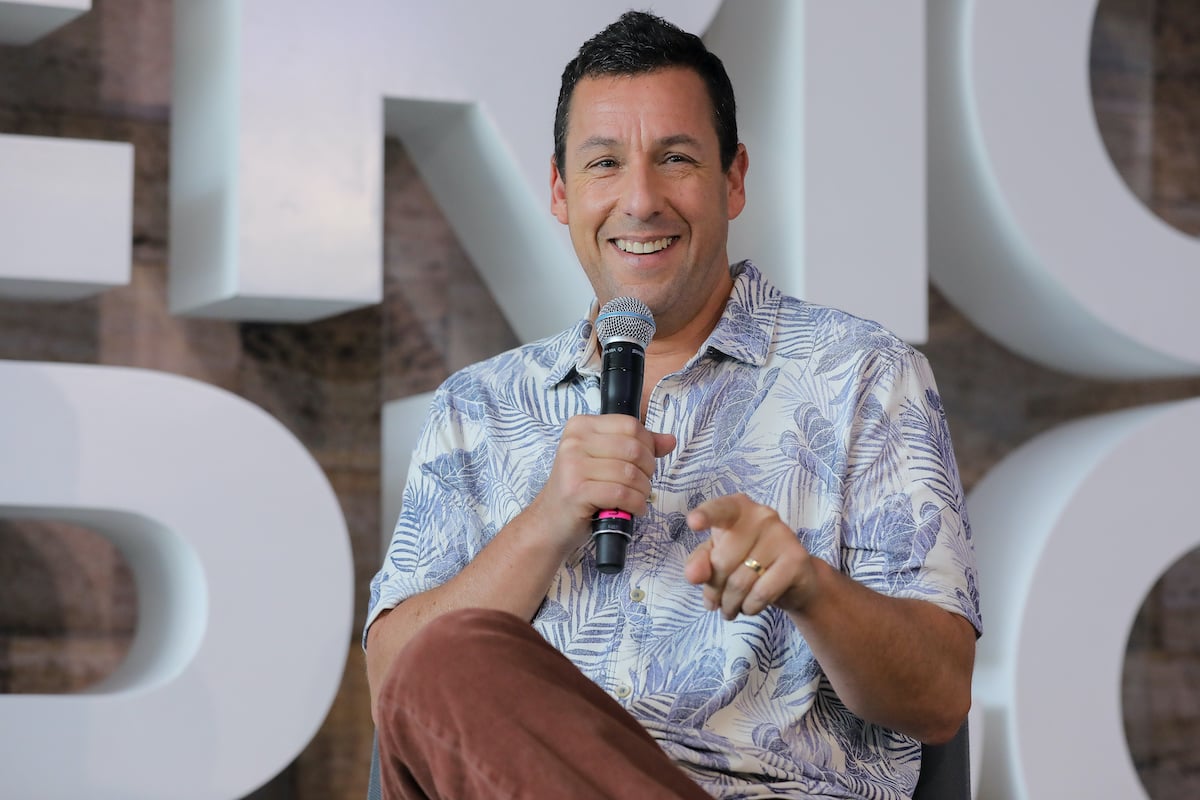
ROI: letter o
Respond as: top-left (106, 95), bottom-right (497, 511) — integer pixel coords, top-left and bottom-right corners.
top-left (970, 399), bottom-right (1200, 798)
top-left (928, 0), bottom-right (1200, 378)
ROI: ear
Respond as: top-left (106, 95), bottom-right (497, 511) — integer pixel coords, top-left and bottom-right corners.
top-left (550, 155), bottom-right (569, 225)
top-left (725, 144), bottom-right (749, 221)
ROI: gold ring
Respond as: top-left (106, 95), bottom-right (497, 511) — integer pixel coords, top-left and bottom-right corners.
top-left (743, 558), bottom-right (765, 576)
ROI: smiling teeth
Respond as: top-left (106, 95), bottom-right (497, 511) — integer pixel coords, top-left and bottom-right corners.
top-left (616, 237), bottom-right (677, 254)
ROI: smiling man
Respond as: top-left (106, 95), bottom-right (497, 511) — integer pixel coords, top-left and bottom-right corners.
top-left (365, 11), bottom-right (980, 799)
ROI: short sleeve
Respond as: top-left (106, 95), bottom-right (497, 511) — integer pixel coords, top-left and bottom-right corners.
top-left (841, 347), bottom-right (982, 636)
top-left (362, 388), bottom-right (497, 647)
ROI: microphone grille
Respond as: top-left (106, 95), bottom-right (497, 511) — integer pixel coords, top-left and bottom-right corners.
top-left (596, 296), bottom-right (655, 348)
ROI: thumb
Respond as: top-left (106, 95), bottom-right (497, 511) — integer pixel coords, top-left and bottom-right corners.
top-left (652, 432), bottom-right (677, 458)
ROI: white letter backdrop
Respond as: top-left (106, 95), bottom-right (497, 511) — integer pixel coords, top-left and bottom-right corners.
top-left (2, 1), bottom-right (1197, 798)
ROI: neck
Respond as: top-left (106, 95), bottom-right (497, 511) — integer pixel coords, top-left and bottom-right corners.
top-left (639, 280), bottom-right (733, 416)
top-left (647, 284), bottom-right (731, 368)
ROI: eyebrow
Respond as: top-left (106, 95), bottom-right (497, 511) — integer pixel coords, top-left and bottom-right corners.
top-left (577, 136), bottom-right (619, 153)
top-left (575, 133), bottom-right (704, 153)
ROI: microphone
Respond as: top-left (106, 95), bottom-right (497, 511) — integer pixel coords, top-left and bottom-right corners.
top-left (592, 296), bottom-right (656, 574)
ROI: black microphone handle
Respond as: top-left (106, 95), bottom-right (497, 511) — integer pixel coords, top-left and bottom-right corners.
top-left (593, 340), bottom-right (645, 574)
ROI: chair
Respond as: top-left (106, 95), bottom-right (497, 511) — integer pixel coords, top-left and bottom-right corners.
top-left (367, 732), bottom-right (382, 800)
top-left (914, 722), bottom-right (971, 800)
top-left (367, 723), bottom-right (970, 799)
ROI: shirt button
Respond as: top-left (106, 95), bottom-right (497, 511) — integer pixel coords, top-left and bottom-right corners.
top-left (630, 587), bottom-right (646, 603)
top-left (615, 683), bottom-right (632, 699)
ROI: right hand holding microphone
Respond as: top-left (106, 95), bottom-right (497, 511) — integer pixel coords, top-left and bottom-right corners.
top-left (531, 414), bottom-right (675, 560)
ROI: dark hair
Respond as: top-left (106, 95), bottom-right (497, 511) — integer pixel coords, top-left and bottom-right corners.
top-left (553, 10), bottom-right (738, 173)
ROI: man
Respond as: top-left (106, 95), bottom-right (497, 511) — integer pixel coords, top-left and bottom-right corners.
top-left (366, 11), bottom-right (980, 799)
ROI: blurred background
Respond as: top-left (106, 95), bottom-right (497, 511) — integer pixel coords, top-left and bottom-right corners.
top-left (0, 0), bottom-right (1197, 797)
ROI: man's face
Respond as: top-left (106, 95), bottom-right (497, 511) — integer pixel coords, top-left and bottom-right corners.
top-left (550, 67), bottom-right (748, 339)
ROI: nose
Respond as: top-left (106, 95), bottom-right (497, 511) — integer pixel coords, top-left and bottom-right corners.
top-left (620, 160), bottom-right (663, 222)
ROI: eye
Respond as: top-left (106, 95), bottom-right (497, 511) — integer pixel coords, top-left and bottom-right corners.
top-left (664, 153), bottom-right (696, 165)
top-left (589, 157), bottom-right (619, 170)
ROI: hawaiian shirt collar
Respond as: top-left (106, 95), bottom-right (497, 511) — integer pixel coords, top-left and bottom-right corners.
top-left (703, 260), bottom-right (777, 368)
top-left (545, 260), bottom-right (781, 388)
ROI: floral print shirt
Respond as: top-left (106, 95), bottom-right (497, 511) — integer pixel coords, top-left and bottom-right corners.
top-left (367, 260), bottom-right (981, 799)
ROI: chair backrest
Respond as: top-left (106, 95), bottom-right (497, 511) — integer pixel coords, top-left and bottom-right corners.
top-left (367, 731), bottom-right (382, 800)
top-left (913, 722), bottom-right (971, 800)
top-left (366, 723), bottom-right (971, 799)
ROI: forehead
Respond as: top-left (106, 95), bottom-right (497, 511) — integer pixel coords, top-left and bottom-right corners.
top-left (565, 67), bottom-right (717, 145)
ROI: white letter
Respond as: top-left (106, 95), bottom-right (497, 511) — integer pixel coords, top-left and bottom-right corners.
top-left (0, 133), bottom-right (132, 300)
top-left (0, 0), bottom-right (89, 45)
top-left (709, 0), bottom-right (927, 341)
top-left (928, 0), bottom-right (1200, 378)
top-left (0, 362), bottom-right (353, 800)
top-left (170, 0), bottom-right (720, 330)
top-left (970, 399), bottom-right (1200, 799)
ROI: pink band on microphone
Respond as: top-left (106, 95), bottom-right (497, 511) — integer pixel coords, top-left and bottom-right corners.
top-left (598, 510), bottom-right (633, 521)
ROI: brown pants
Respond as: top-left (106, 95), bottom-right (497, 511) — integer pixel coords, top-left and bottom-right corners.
top-left (375, 607), bottom-right (713, 800)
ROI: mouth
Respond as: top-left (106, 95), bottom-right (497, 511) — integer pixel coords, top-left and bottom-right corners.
top-left (613, 236), bottom-right (679, 255)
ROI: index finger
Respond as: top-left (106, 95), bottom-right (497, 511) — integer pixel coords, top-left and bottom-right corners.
top-left (687, 493), bottom-right (747, 532)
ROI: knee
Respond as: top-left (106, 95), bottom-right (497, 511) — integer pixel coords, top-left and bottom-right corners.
top-left (407, 607), bottom-right (531, 663)
top-left (380, 608), bottom-right (532, 704)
